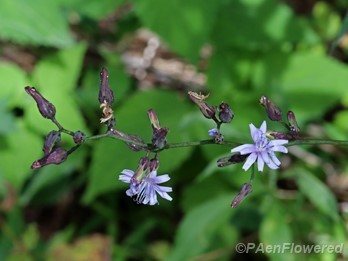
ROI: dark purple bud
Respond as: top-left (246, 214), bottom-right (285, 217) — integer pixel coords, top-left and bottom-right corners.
top-left (25, 86), bottom-right (56, 120)
top-left (259, 96), bottom-right (282, 121)
top-left (98, 67), bottom-right (114, 106)
top-left (217, 153), bottom-right (248, 167)
top-left (31, 148), bottom-right (68, 169)
top-left (148, 109), bottom-right (161, 130)
top-left (43, 130), bottom-right (61, 155)
top-left (287, 111), bottom-right (300, 135)
top-left (73, 131), bottom-right (86, 145)
top-left (152, 128), bottom-right (168, 149)
top-left (269, 132), bottom-right (294, 140)
top-left (231, 183), bottom-right (252, 208)
top-left (218, 102), bottom-right (234, 123)
top-left (149, 157), bottom-right (160, 172)
top-left (188, 91), bottom-right (216, 119)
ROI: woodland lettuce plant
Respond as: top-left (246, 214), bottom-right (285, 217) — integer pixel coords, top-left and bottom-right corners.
top-left (25, 67), bottom-right (348, 207)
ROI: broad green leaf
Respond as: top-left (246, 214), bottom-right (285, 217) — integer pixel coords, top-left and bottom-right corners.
top-left (0, 100), bottom-right (16, 134)
top-left (211, 0), bottom-right (318, 49)
top-left (0, 120), bottom-right (42, 189)
top-left (259, 200), bottom-right (294, 261)
top-left (134, 0), bottom-right (221, 63)
top-left (83, 90), bottom-right (193, 203)
top-left (296, 167), bottom-right (339, 221)
top-left (27, 43), bottom-right (88, 136)
top-left (281, 52), bottom-right (348, 123)
top-left (0, 63), bottom-right (29, 106)
top-left (167, 195), bottom-right (233, 261)
top-left (0, 0), bottom-right (74, 47)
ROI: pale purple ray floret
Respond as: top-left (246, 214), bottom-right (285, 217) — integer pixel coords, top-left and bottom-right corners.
top-left (119, 169), bottom-right (173, 205)
top-left (231, 121), bottom-right (288, 171)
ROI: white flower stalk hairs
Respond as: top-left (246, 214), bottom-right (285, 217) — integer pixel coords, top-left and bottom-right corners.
top-left (231, 121), bottom-right (288, 171)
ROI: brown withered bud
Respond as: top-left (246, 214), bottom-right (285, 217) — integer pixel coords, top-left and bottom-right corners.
top-left (259, 96), bottom-right (282, 121)
top-left (111, 129), bottom-right (145, 151)
top-left (98, 67), bottom-right (114, 106)
top-left (43, 130), bottom-right (61, 155)
top-left (148, 109), bottom-right (161, 130)
top-left (25, 86), bottom-right (56, 120)
top-left (218, 102), bottom-right (234, 123)
top-left (231, 183), bottom-right (253, 208)
top-left (188, 91), bottom-right (216, 119)
top-left (73, 131), bottom-right (86, 145)
top-left (269, 132), bottom-right (294, 140)
top-left (31, 148), bottom-right (68, 169)
top-left (217, 153), bottom-right (248, 167)
top-left (287, 111), bottom-right (300, 136)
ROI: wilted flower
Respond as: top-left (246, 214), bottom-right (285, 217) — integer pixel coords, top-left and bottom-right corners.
top-left (259, 96), bottom-right (282, 122)
top-left (231, 183), bottom-right (253, 208)
top-left (31, 147), bottom-right (68, 169)
top-left (231, 121), bottom-right (288, 171)
top-left (43, 130), bottom-right (61, 155)
top-left (287, 111), bottom-right (300, 137)
top-left (218, 102), bottom-right (234, 123)
top-left (148, 109), bottom-right (168, 149)
top-left (188, 91), bottom-right (216, 119)
top-left (25, 86), bottom-right (56, 120)
top-left (208, 128), bottom-right (224, 143)
top-left (217, 153), bottom-right (249, 167)
top-left (119, 169), bottom-right (172, 205)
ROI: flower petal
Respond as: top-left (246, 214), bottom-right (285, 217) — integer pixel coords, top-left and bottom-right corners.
top-left (257, 155), bottom-right (265, 171)
top-left (231, 144), bottom-right (255, 154)
top-left (242, 153), bottom-right (257, 171)
top-left (259, 121), bottom-right (267, 133)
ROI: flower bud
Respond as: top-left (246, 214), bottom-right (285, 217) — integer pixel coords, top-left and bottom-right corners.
top-left (208, 128), bottom-right (224, 143)
top-left (31, 148), bottom-right (68, 169)
top-left (287, 111), bottom-right (300, 136)
top-left (98, 67), bottom-right (114, 106)
top-left (73, 130), bottom-right (86, 145)
top-left (269, 132), bottom-right (293, 140)
top-left (131, 157), bottom-right (150, 189)
top-left (43, 130), bottom-right (61, 155)
top-left (25, 86), bottom-right (56, 120)
top-left (152, 128), bottom-right (168, 149)
top-left (218, 102), bottom-right (234, 123)
top-left (217, 153), bottom-right (248, 167)
top-left (148, 109), bottom-right (161, 130)
top-left (259, 96), bottom-right (282, 121)
top-left (149, 157), bottom-right (160, 172)
top-left (231, 183), bottom-right (252, 208)
top-left (188, 91), bottom-right (216, 119)
top-left (111, 129), bottom-right (145, 151)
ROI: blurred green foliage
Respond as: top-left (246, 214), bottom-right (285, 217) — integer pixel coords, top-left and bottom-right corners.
top-left (0, 0), bottom-right (348, 260)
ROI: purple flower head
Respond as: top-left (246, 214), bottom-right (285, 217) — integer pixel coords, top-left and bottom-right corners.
top-left (119, 169), bottom-right (172, 205)
top-left (231, 121), bottom-right (288, 172)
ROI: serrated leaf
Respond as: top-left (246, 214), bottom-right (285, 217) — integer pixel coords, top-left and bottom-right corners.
top-left (0, 0), bottom-right (74, 47)
top-left (296, 167), bottom-right (339, 221)
top-left (167, 195), bottom-right (233, 261)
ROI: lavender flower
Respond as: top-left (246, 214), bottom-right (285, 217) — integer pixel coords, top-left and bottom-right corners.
top-left (119, 169), bottom-right (172, 205)
top-left (231, 121), bottom-right (288, 171)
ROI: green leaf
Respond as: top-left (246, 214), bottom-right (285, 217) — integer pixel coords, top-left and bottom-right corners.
top-left (0, 121), bottom-right (42, 189)
top-left (296, 167), bottom-right (339, 221)
top-left (0, 0), bottom-right (74, 47)
top-left (259, 200), bottom-right (294, 261)
top-left (281, 52), bottom-right (348, 123)
top-left (167, 195), bottom-right (233, 261)
top-left (83, 89), bottom-right (193, 203)
top-left (27, 43), bottom-right (88, 136)
top-left (134, 0), bottom-right (221, 63)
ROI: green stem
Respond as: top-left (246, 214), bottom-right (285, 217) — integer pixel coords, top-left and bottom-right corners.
top-left (287, 138), bottom-right (348, 147)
